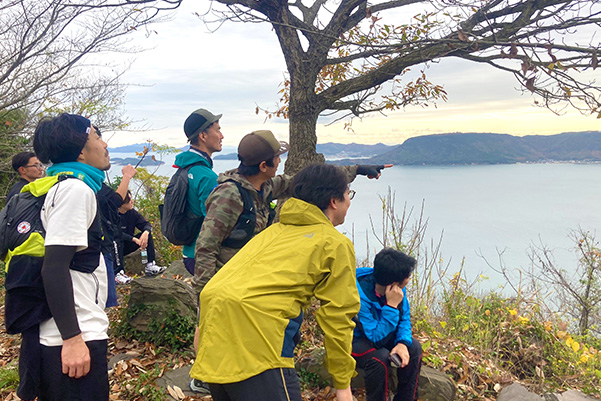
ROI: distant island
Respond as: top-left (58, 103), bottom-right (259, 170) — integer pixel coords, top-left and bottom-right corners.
top-left (335, 131), bottom-right (601, 165)
top-left (214, 142), bottom-right (397, 161)
top-left (110, 157), bottom-right (164, 167)
top-left (109, 131), bottom-right (601, 166)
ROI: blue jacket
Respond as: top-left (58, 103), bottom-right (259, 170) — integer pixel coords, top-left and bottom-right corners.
top-left (173, 148), bottom-right (217, 258)
top-left (353, 267), bottom-right (412, 347)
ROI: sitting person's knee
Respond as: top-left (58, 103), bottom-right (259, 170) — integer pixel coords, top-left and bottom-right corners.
top-left (409, 337), bottom-right (422, 358)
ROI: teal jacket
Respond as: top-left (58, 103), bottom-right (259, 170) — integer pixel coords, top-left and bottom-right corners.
top-left (173, 148), bottom-right (217, 258)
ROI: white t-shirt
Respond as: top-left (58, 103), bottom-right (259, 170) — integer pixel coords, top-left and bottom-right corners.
top-left (39, 178), bottom-right (109, 346)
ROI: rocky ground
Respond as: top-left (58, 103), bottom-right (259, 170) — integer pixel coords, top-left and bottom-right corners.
top-left (1, 262), bottom-right (599, 401)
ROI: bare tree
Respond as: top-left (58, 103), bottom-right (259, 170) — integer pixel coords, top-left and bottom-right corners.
top-left (0, 0), bottom-right (182, 205)
top-left (528, 228), bottom-right (601, 336)
top-left (0, 0), bottom-right (182, 116)
top-left (201, 0), bottom-right (601, 172)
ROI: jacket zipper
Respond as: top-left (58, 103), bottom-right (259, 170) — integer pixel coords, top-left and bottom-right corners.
top-left (91, 272), bottom-right (99, 304)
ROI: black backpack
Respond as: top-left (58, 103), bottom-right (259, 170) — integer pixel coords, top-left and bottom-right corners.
top-left (160, 161), bottom-right (206, 245)
top-left (0, 176), bottom-right (63, 334)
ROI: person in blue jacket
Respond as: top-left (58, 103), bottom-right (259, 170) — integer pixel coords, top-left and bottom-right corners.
top-left (352, 248), bottom-right (422, 401)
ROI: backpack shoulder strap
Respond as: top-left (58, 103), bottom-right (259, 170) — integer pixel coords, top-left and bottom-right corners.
top-left (226, 179), bottom-right (254, 215)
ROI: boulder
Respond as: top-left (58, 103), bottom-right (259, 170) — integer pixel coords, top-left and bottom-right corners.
top-left (418, 366), bottom-right (456, 401)
top-left (163, 259), bottom-right (193, 278)
top-left (126, 276), bottom-right (196, 332)
top-left (498, 383), bottom-right (599, 401)
top-left (498, 383), bottom-right (545, 401)
top-left (544, 390), bottom-right (600, 401)
top-left (297, 348), bottom-right (455, 401)
top-left (123, 248), bottom-right (145, 276)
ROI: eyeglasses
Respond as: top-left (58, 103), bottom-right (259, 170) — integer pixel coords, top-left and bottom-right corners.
top-left (348, 189), bottom-right (356, 200)
top-left (24, 163), bottom-right (44, 169)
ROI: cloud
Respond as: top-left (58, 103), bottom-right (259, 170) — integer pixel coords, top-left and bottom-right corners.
top-left (106, 2), bottom-right (600, 148)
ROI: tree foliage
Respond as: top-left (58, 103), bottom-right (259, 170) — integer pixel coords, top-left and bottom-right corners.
top-left (202, 0), bottom-right (601, 172)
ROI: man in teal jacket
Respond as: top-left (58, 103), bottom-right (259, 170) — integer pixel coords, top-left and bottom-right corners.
top-left (174, 108), bottom-right (223, 274)
top-left (353, 248), bottom-right (422, 401)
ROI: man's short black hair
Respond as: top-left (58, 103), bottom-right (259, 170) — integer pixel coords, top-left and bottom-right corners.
top-left (12, 152), bottom-right (36, 172)
top-left (237, 157), bottom-right (275, 177)
top-left (292, 164), bottom-right (348, 211)
top-left (33, 114), bottom-right (90, 164)
top-left (373, 248), bottom-right (416, 286)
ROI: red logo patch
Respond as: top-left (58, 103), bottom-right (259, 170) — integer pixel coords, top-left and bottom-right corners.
top-left (17, 221), bottom-right (31, 234)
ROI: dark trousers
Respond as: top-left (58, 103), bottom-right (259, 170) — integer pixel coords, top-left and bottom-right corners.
top-left (103, 254), bottom-right (118, 307)
top-left (352, 337), bottom-right (422, 401)
top-left (119, 232), bottom-right (156, 269)
top-left (183, 257), bottom-right (195, 275)
top-left (208, 368), bottom-right (302, 401)
top-left (39, 339), bottom-right (109, 401)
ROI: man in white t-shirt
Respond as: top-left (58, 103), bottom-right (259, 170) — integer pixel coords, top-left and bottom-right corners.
top-left (30, 113), bottom-right (111, 400)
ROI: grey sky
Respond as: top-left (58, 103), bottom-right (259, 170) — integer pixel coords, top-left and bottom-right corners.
top-left (109, 1), bottom-right (600, 148)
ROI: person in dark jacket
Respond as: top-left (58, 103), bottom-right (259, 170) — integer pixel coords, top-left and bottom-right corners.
top-left (353, 248), bottom-right (422, 401)
top-left (118, 191), bottom-right (165, 276)
top-left (7, 151), bottom-right (45, 202)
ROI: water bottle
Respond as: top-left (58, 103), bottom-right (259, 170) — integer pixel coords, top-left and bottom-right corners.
top-left (141, 249), bottom-right (148, 264)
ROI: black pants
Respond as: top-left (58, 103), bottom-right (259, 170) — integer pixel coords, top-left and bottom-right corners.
top-left (39, 339), bottom-right (109, 401)
top-left (119, 232), bottom-right (156, 270)
top-left (183, 257), bottom-right (195, 275)
top-left (352, 337), bottom-right (422, 401)
top-left (208, 368), bottom-right (302, 401)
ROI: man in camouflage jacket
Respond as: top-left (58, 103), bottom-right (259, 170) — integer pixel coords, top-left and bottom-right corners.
top-left (192, 130), bottom-right (391, 295)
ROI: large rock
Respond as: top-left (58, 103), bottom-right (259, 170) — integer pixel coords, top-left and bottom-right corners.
top-left (126, 276), bottom-right (196, 332)
top-left (498, 383), bottom-right (544, 401)
top-left (297, 348), bottom-right (455, 401)
top-left (545, 390), bottom-right (600, 401)
top-left (497, 383), bottom-right (598, 401)
top-left (163, 259), bottom-right (193, 278)
top-left (123, 248), bottom-right (145, 276)
top-left (418, 366), bottom-right (456, 401)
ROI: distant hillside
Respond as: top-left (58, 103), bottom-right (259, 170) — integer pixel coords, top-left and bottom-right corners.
top-left (316, 142), bottom-right (395, 159)
top-left (342, 131), bottom-right (601, 165)
top-left (110, 157), bottom-right (164, 167)
top-left (214, 142), bottom-right (395, 161)
top-left (108, 143), bottom-right (237, 155)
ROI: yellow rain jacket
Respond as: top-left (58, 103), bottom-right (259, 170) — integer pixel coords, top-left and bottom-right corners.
top-left (190, 197), bottom-right (360, 389)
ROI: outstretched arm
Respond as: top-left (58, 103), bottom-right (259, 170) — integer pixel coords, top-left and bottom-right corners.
top-left (357, 164), bottom-right (393, 179)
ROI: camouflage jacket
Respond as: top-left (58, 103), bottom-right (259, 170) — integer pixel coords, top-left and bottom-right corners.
top-left (192, 165), bottom-right (359, 295)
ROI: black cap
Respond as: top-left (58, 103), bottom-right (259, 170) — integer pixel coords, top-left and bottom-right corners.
top-left (183, 108), bottom-right (222, 140)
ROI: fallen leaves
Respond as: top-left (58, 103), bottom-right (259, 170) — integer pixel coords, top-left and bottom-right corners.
top-left (167, 385), bottom-right (186, 400)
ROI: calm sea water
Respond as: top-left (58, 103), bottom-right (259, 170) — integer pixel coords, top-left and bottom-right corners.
top-left (109, 154), bottom-right (601, 289)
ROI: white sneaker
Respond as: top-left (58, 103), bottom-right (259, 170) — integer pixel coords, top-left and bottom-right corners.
top-left (189, 379), bottom-right (211, 394)
top-left (115, 271), bottom-right (132, 284)
top-left (145, 261), bottom-right (166, 276)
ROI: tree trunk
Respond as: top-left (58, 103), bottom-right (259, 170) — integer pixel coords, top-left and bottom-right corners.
top-left (284, 100), bottom-right (325, 175)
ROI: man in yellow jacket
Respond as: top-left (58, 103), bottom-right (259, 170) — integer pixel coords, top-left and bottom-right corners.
top-left (191, 164), bottom-right (360, 401)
